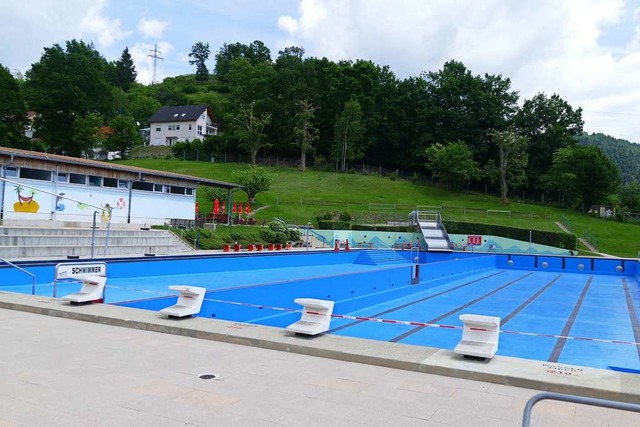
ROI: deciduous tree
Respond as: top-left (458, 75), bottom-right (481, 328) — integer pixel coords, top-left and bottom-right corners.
top-left (293, 100), bottom-right (318, 171)
top-left (334, 100), bottom-right (365, 172)
top-left (232, 165), bottom-right (275, 203)
top-left (489, 129), bottom-right (528, 203)
top-left (0, 66), bottom-right (28, 148)
top-left (425, 142), bottom-right (480, 190)
top-left (189, 42), bottom-right (211, 82)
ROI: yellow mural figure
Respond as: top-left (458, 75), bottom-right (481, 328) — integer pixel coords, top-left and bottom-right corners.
top-left (13, 185), bottom-right (40, 213)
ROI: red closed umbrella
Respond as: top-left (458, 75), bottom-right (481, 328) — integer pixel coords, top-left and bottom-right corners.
top-left (238, 202), bottom-right (243, 216)
top-left (232, 202), bottom-right (237, 213)
top-left (245, 202), bottom-right (251, 214)
top-left (213, 199), bottom-right (219, 214)
top-left (195, 202), bottom-right (199, 214)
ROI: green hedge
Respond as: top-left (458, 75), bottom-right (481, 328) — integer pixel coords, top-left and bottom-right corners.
top-left (443, 221), bottom-right (577, 250)
top-left (353, 224), bottom-right (413, 232)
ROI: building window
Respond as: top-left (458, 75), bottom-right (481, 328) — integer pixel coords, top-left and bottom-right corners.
top-left (154, 184), bottom-right (163, 192)
top-left (19, 167), bottom-right (51, 181)
top-left (118, 180), bottom-right (129, 189)
top-left (4, 167), bottom-right (18, 177)
top-left (155, 127), bottom-right (161, 132)
top-left (189, 124), bottom-right (192, 130)
top-left (197, 125), bottom-right (203, 135)
top-left (103, 178), bottom-right (117, 187)
top-left (57, 173), bottom-right (69, 183)
top-left (166, 137), bottom-right (178, 146)
top-left (88, 175), bottom-right (102, 186)
top-left (132, 181), bottom-right (154, 191)
top-left (168, 124), bottom-right (180, 131)
top-left (185, 188), bottom-right (194, 196)
top-left (69, 173), bottom-right (86, 185)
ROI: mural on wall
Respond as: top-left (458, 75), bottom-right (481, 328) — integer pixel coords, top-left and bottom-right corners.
top-left (13, 185), bottom-right (40, 213)
top-left (55, 193), bottom-right (65, 211)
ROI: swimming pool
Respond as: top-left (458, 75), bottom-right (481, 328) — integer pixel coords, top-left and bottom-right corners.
top-left (2, 250), bottom-right (639, 372)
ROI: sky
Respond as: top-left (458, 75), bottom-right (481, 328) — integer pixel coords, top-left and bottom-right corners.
top-left (2, 0), bottom-right (640, 143)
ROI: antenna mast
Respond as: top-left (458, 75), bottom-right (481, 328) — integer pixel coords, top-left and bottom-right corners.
top-left (147, 44), bottom-right (164, 84)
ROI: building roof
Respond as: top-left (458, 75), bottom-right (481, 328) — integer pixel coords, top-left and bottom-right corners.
top-left (148, 104), bottom-right (213, 124)
top-left (0, 146), bottom-right (241, 190)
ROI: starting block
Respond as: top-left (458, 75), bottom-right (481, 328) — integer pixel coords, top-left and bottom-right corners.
top-left (286, 298), bottom-right (335, 335)
top-left (454, 314), bottom-right (501, 359)
top-left (160, 286), bottom-right (207, 318)
top-left (61, 275), bottom-right (107, 304)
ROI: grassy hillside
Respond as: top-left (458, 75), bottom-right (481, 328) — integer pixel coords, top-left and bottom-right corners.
top-left (116, 159), bottom-right (640, 258)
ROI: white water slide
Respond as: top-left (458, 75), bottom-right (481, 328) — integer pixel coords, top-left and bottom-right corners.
top-left (411, 209), bottom-right (454, 252)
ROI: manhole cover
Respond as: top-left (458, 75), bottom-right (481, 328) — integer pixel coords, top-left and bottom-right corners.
top-left (198, 374), bottom-right (216, 380)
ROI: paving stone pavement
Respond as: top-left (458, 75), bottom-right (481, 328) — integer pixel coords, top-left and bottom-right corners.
top-left (1, 308), bottom-right (639, 426)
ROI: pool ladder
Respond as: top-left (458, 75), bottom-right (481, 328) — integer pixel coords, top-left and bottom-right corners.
top-left (0, 256), bottom-right (36, 295)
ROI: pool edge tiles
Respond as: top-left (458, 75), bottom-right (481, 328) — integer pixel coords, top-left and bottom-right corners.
top-left (1, 291), bottom-right (640, 404)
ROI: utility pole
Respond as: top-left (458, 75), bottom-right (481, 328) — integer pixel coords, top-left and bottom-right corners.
top-left (147, 44), bottom-right (163, 85)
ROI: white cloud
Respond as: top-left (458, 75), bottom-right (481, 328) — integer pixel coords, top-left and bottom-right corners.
top-left (137, 18), bottom-right (169, 39)
top-left (79, 3), bottom-right (131, 47)
top-left (277, 0), bottom-right (640, 142)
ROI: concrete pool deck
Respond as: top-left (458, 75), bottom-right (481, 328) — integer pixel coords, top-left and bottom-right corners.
top-left (1, 291), bottom-right (639, 426)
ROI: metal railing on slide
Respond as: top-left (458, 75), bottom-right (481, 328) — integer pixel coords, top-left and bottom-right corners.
top-left (522, 392), bottom-right (640, 427)
top-left (0, 257), bottom-right (36, 295)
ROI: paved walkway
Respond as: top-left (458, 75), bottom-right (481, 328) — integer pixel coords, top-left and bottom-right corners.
top-left (1, 306), bottom-right (639, 426)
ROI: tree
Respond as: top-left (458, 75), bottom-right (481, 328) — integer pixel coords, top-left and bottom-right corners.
top-left (425, 142), bottom-right (481, 190)
top-left (515, 93), bottom-right (584, 195)
top-left (24, 40), bottom-right (114, 156)
top-left (72, 112), bottom-right (103, 157)
top-left (619, 182), bottom-right (640, 212)
top-left (0, 65), bottom-right (28, 148)
top-left (189, 42), bottom-right (211, 82)
top-left (293, 100), bottom-right (318, 171)
top-left (232, 165), bottom-right (275, 203)
top-left (233, 102), bottom-right (272, 164)
top-left (214, 40), bottom-right (272, 81)
top-left (541, 145), bottom-right (619, 210)
top-left (334, 100), bottom-right (365, 171)
top-left (104, 115), bottom-right (141, 158)
top-left (490, 129), bottom-right (528, 203)
top-left (112, 47), bottom-right (137, 91)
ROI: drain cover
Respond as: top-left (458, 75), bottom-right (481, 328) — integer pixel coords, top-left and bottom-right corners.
top-left (198, 373), bottom-right (216, 380)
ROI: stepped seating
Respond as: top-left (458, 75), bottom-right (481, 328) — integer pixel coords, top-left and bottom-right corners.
top-left (0, 226), bottom-right (194, 259)
top-left (353, 250), bottom-right (409, 266)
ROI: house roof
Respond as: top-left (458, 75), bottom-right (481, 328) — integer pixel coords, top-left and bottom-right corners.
top-left (0, 146), bottom-right (241, 190)
top-left (148, 104), bottom-right (213, 124)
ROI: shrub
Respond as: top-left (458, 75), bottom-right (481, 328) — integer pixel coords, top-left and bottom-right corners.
top-left (268, 220), bottom-right (288, 233)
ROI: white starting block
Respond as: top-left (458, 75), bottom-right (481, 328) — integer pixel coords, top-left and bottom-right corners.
top-left (454, 314), bottom-right (501, 359)
top-left (286, 298), bottom-right (335, 336)
top-left (160, 286), bottom-right (207, 318)
top-left (61, 275), bottom-right (107, 304)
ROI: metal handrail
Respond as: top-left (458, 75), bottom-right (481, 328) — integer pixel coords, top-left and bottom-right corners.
top-left (522, 392), bottom-right (640, 426)
top-left (0, 257), bottom-right (36, 295)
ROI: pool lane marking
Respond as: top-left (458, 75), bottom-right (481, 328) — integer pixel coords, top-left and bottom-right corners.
top-left (389, 272), bottom-right (534, 343)
top-left (500, 274), bottom-right (563, 325)
top-left (325, 270), bottom-right (507, 334)
top-left (106, 283), bottom-right (640, 346)
top-left (622, 278), bottom-right (640, 362)
top-left (547, 276), bottom-right (593, 363)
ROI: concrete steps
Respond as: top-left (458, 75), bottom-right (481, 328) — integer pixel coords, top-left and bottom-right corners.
top-left (353, 250), bottom-right (409, 266)
top-left (0, 226), bottom-right (194, 259)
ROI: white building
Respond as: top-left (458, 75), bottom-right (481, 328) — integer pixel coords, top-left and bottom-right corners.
top-left (148, 104), bottom-right (218, 147)
top-left (0, 146), bottom-right (240, 226)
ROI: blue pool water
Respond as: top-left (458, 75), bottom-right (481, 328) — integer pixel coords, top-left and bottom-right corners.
top-left (1, 250), bottom-right (639, 372)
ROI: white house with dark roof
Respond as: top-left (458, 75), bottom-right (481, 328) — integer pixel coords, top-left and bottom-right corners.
top-left (148, 104), bottom-right (218, 146)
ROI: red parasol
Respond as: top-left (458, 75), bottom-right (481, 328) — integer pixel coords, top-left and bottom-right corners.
top-left (245, 202), bottom-right (251, 214)
top-left (238, 202), bottom-right (243, 216)
top-left (195, 202), bottom-right (200, 214)
top-left (213, 199), bottom-right (220, 214)
top-left (232, 202), bottom-right (237, 213)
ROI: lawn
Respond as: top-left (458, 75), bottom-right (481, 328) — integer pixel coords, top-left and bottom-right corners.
top-left (117, 159), bottom-right (640, 258)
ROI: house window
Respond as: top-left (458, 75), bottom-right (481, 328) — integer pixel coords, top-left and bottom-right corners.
top-left (132, 181), bottom-right (154, 191)
top-left (103, 178), bottom-right (117, 187)
top-left (185, 188), bottom-right (194, 196)
top-left (19, 167), bottom-right (51, 181)
top-left (69, 173), bottom-right (86, 185)
top-left (170, 186), bottom-right (186, 195)
top-left (57, 173), bottom-right (68, 183)
top-left (197, 125), bottom-right (203, 135)
top-left (88, 175), bottom-right (102, 186)
top-left (189, 124), bottom-right (192, 130)
top-left (4, 167), bottom-right (18, 177)
top-left (166, 137), bottom-right (178, 146)
top-left (118, 180), bottom-right (129, 189)
top-left (168, 124), bottom-right (180, 131)
top-left (155, 127), bottom-right (161, 132)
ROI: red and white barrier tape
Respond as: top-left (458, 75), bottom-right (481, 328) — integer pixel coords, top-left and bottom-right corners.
top-left (106, 285), bottom-right (640, 347)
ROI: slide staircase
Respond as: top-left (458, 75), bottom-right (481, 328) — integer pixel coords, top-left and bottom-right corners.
top-left (411, 209), bottom-right (454, 252)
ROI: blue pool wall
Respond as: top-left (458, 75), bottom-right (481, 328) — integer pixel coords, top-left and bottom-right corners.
top-left (0, 250), bottom-right (637, 289)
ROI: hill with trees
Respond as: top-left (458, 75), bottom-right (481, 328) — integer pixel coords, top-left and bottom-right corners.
top-left (1, 38), bottom-right (638, 215)
top-left (576, 132), bottom-right (640, 184)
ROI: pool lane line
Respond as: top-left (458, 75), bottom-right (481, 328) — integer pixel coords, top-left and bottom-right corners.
top-left (500, 274), bottom-right (563, 325)
top-left (107, 282), bottom-right (640, 346)
top-left (547, 276), bottom-right (593, 363)
top-left (324, 270), bottom-right (507, 334)
top-left (622, 278), bottom-right (640, 362)
top-left (389, 271), bottom-right (534, 343)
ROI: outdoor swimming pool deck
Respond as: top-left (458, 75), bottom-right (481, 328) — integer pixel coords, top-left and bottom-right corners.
top-left (1, 249), bottom-right (640, 425)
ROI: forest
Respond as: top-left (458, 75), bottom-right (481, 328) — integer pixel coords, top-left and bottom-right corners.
top-left (1, 38), bottom-right (639, 214)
